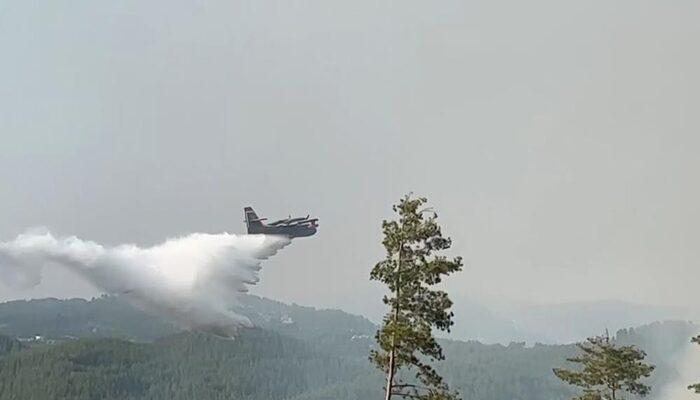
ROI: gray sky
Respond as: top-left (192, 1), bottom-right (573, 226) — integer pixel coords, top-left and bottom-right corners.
top-left (1, 0), bottom-right (699, 321)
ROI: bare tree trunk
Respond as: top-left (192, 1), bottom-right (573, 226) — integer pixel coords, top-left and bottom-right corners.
top-left (384, 244), bottom-right (402, 400)
top-left (384, 344), bottom-right (396, 400)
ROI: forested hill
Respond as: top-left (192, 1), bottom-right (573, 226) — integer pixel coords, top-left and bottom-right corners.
top-left (0, 295), bottom-right (376, 343)
top-left (0, 330), bottom-right (377, 400)
top-left (0, 297), bottom-right (697, 400)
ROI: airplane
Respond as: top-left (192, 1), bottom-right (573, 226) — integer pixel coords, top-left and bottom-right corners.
top-left (244, 207), bottom-right (318, 238)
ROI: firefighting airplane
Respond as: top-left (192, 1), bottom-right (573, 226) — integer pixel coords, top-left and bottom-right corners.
top-left (244, 207), bottom-right (318, 238)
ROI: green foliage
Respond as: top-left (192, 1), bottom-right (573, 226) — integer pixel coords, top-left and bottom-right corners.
top-left (370, 194), bottom-right (463, 399)
top-left (553, 333), bottom-right (655, 400)
top-left (0, 329), bottom-right (366, 400)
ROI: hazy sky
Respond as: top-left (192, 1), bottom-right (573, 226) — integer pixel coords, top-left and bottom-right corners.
top-left (1, 0), bottom-right (699, 321)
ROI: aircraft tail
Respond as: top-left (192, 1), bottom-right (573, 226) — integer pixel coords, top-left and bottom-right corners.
top-left (244, 207), bottom-right (264, 230)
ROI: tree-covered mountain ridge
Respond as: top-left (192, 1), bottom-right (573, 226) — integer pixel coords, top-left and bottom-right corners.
top-left (0, 296), bottom-right (697, 400)
top-left (0, 295), bottom-right (377, 343)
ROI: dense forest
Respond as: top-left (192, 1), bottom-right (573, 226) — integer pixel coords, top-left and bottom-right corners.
top-left (0, 296), bottom-right (697, 400)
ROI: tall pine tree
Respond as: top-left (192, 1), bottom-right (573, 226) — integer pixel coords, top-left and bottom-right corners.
top-left (370, 194), bottom-right (463, 400)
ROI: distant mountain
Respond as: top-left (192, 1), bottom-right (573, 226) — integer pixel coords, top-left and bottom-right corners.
top-left (0, 295), bottom-right (376, 346)
top-left (236, 295), bottom-right (376, 344)
top-left (447, 299), bottom-right (541, 344)
top-left (500, 300), bottom-right (700, 343)
top-left (0, 296), bottom-right (179, 341)
top-left (448, 298), bottom-right (699, 344)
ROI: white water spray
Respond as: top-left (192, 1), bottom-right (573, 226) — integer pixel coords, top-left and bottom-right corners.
top-left (0, 229), bottom-right (291, 336)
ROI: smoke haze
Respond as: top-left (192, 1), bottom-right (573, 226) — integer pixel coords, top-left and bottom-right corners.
top-left (0, 230), bottom-right (291, 335)
top-left (658, 340), bottom-right (700, 400)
